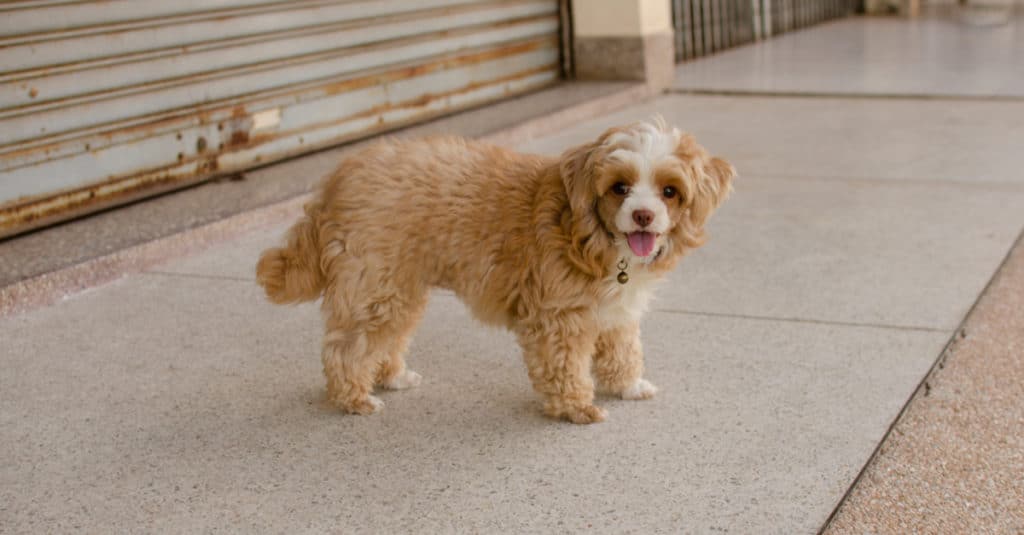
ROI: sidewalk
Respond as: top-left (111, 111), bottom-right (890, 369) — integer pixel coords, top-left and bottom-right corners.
top-left (3, 8), bottom-right (1024, 534)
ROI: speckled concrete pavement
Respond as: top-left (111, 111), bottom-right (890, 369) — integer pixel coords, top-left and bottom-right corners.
top-left (3, 88), bottom-right (1023, 532)
top-left (825, 232), bottom-right (1024, 534)
top-left (4, 10), bottom-right (1024, 534)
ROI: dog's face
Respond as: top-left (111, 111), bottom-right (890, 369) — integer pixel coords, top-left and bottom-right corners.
top-left (561, 119), bottom-right (735, 276)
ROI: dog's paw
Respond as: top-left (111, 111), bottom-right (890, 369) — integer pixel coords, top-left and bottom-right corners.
top-left (621, 378), bottom-right (658, 400)
top-left (382, 369), bottom-right (422, 390)
top-left (566, 404), bottom-right (608, 424)
top-left (545, 401), bottom-right (607, 424)
top-left (340, 395), bottom-right (385, 415)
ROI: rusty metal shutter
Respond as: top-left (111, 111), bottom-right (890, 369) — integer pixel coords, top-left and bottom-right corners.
top-left (0, 0), bottom-right (562, 237)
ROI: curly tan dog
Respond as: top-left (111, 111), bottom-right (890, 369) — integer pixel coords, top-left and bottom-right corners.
top-left (256, 119), bottom-right (734, 424)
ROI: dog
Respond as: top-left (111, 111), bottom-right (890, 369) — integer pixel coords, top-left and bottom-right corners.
top-left (256, 118), bottom-right (734, 424)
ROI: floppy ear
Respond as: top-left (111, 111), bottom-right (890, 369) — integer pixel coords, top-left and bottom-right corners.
top-left (560, 125), bottom-right (631, 216)
top-left (559, 140), bottom-right (598, 219)
top-left (688, 156), bottom-right (735, 230)
top-left (558, 139), bottom-right (613, 277)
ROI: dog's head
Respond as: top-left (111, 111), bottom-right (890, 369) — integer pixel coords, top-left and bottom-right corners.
top-left (560, 118), bottom-right (734, 276)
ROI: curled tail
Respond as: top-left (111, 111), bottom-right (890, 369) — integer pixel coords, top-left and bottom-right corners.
top-left (256, 201), bottom-right (325, 304)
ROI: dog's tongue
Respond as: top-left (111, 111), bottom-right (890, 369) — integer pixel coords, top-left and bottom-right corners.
top-left (626, 232), bottom-right (656, 257)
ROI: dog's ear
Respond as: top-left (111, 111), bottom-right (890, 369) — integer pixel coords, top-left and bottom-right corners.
top-left (689, 156), bottom-right (735, 230)
top-left (559, 139), bottom-right (612, 277)
top-left (560, 125), bottom-right (631, 215)
top-left (559, 140), bottom-right (598, 218)
top-left (671, 133), bottom-right (735, 249)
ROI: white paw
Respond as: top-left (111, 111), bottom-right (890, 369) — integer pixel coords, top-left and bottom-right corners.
top-left (366, 395), bottom-right (385, 412)
top-left (621, 378), bottom-right (658, 400)
top-left (383, 369), bottom-right (422, 390)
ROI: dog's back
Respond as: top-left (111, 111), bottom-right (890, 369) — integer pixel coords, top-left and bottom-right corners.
top-left (256, 136), bottom-right (549, 305)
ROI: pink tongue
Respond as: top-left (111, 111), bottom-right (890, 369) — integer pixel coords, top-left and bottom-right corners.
top-left (626, 232), bottom-right (656, 257)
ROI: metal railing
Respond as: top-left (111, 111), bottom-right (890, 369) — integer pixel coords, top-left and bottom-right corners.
top-left (673, 0), bottom-right (853, 61)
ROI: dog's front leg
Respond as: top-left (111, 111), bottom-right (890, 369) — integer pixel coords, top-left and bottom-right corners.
top-left (516, 318), bottom-right (606, 424)
top-left (593, 322), bottom-right (658, 400)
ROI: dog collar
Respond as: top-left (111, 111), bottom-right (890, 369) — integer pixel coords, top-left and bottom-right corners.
top-left (617, 246), bottom-right (665, 284)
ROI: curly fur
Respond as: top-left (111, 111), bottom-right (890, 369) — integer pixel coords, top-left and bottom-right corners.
top-left (256, 120), bottom-right (734, 423)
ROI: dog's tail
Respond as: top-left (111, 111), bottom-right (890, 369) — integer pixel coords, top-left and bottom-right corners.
top-left (256, 200), bottom-right (325, 304)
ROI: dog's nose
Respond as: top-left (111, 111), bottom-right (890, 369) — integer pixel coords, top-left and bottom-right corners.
top-left (632, 209), bottom-right (654, 228)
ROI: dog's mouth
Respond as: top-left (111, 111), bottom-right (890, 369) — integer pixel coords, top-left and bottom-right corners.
top-left (625, 231), bottom-right (659, 257)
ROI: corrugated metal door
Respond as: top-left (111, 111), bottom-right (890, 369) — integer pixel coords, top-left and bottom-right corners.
top-left (0, 0), bottom-right (562, 237)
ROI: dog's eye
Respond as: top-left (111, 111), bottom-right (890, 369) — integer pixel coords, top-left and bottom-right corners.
top-left (662, 186), bottom-right (678, 199)
top-left (611, 182), bottom-right (630, 196)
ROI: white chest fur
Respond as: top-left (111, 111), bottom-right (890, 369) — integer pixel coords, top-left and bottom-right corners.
top-left (595, 269), bottom-right (659, 330)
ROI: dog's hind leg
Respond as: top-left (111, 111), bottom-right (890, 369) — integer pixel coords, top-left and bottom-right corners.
top-left (319, 260), bottom-right (429, 414)
top-left (592, 322), bottom-right (658, 400)
top-left (321, 327), bottom-right (382, 415)
top-left (374, 290), bottom-right (429, 391)
top-left (317, 248), bottom-right (383, 414)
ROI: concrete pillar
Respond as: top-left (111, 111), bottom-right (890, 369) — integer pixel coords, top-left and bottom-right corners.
top-left (571, 0), bottom-right (676, 90)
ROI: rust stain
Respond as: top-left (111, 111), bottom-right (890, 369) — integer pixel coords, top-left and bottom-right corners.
top-left (204, 45), bottom-right (554, 158)
top-left (344, 64), bottom-right (557, 127)
top-left (319, 39), bottom-right (553, 98)
top-left (28, 88), bottom-right (38, 99)
top-left (228, 130), bottom-right (249, 147)
top-left (197, 157), bottom-right (218, 173)
top-left (0, 169), bottom-right (187, 236)
top-left (194, 109), bottom-right (213, 125)
top-left (211, 58), bottom-right (557, 156)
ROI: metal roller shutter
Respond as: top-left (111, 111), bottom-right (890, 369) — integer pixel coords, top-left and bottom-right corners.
top-left (0, 0), bottom-right (563, 237)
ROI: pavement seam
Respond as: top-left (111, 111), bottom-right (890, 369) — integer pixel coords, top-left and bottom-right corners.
top-left (667, 88), bottom-right (1024, 103)
top-left (817, 224), bottom-right (1024, 534)
top-left (652, 308), bottom-right (948, 333)
top-left (144, 271), bottom-right (253, 283)
top-left (743, 172), bottom-right (1024, 191)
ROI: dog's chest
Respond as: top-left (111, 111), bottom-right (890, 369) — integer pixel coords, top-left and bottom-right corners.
top-left (595, 272), bottom-right (657, 329)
